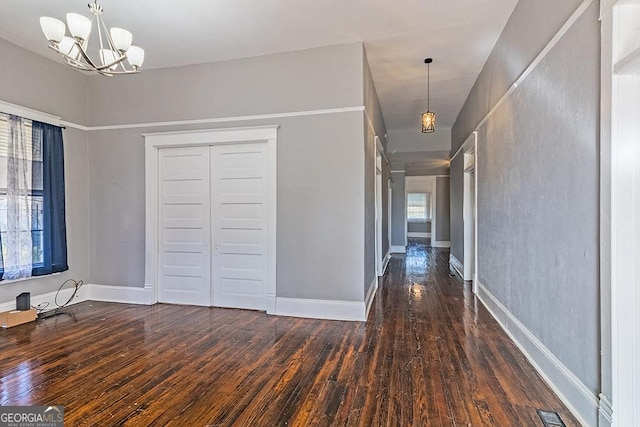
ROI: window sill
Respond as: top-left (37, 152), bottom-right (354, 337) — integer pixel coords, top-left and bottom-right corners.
top-left (0, 271), bottom-right (61, 286)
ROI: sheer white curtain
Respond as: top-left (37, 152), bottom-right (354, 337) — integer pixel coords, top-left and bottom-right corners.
top-left (4, 115), bottom-right (33, 279)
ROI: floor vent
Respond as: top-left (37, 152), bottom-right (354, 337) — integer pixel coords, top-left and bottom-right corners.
top-left (536, 409), bottom-right (566, 427)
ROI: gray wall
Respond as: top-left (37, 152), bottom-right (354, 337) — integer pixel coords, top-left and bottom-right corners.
top-left (0, 39), bottom-right (88, 125)
top-left (87, 43), bottom-right (363, 126)
top-left (450, 0), bottom-right (601, 422)
top-left (449, 155), bottom-right (464, 262)
top-left (363, 47), bottom-right (387, 148)
top-left (87, 43), bottom-right (370, 303)
top-left (451, 0), bottom-right (584, 152)
top-left (436, 177), bottom-right (450, 241)
top-left (407, 221), bottom-right (430, 233)
top-left (390, 170), bottom-right (406, 247)
top-left (0, 39), bottom-right (89, 304)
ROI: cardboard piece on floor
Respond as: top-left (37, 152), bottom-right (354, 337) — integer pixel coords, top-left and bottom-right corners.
top-left (0, 309), bottom-right (37, 328)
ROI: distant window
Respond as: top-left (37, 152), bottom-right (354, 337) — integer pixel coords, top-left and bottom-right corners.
top-left (407, 192), bottom-right (430, 222)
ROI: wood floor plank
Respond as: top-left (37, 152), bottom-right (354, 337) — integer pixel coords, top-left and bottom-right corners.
top-left (0, 239), bottom-right (580, 426)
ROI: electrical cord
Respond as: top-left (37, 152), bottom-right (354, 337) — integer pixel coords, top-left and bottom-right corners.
top-left (37, 279), bottom-right (84, 319)
top-left (55, 279), bottom-right (84, 308)
top-left (31, 302), bottom-right (50, 315)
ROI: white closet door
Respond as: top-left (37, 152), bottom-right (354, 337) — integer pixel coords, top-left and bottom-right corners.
top-left (158, 146), bottom-right (212, 306)
top-left (211, 143), bottom-right (268, 310)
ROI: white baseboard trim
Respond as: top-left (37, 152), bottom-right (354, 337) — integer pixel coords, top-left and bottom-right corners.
top-left (391, 245), bottom-right (406, 254)
top-left (0, 285), bottom-right (89, 314)
top-left (365, 278), bottom-right (378, 319)
top-left (266, 294), bottom-right (276, 315)
top-left (449, 254), bottom-right (464, 278)
top-left (432, 240), bottom-right (451, 248)
top-left (382, 251), bottom-right (391, 275)
top-left (407, 232), bottom-right (431, 238)
top-left (274, 297), bottom-right (366, 321)
top-left (87, 284), bottom-right (154, 305)
top-left (476, 280), bottom-right (598, 427)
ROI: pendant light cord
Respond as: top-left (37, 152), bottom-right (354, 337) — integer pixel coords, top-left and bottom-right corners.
top-left (427, 62), bottom-right (430, 111)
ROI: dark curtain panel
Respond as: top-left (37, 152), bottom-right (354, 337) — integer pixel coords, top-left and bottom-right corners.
top-left (32, 121), bottom-right (68, 276)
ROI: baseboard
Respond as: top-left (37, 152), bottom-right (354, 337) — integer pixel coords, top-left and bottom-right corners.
top-left (382, 251), bottom-right (391, 274)
top-left (87, 284), bottom-right (154, 305)
top-left (274, 297), bottom-right (366, 321)
top-left (391, 245), bottom-right (406, 254)
top-left (432, 240), bottom-right (450, 248)
top-left (449, 254), bottom-right (463, 278)
top-left (407, 232), bottom-right (431, 238)
top-left (266, 294), bottom-right (276, 315)
top-left (365, 278), bottom-right (378, 319)
top-left (0, 285), bottom-right (89, 314)
top-left (476, 280), bottom-right (598, 427)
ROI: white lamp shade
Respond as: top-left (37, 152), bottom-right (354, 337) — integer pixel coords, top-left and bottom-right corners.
top-left (99, 49), bottom-right (119, 70)
top-left (110, 28), bottom-right (132, 52)
top-left (40, 17), bottom-right (65, 43)
top-left (126, 45), bottom-right (144, 68)
top-left (66, 13), bottom-right (91, 41)
top-left (59, 36), bottom-right (80, 59)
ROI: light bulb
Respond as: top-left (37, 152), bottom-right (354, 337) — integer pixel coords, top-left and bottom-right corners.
top-left (99, 49), bottom-right (119, 71)
top-left (40, 17), bottom-right (65, 43)
top-left (126, 46), bottom-right (144, 69)
top-left (59, 36), bottom-right (80, 60)
top-left (66, 13), bottom-right (91, 42)
top-left (110, 28), bottom-right (132, 53)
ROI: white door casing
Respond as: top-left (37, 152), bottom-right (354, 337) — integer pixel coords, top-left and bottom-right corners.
top-left (463, 133), bottom-right (477, 283)
top-left (375, 138), bottom-right (383, 277)
top-left (145, 126), bottom-right (278, 313)
top-left (601, 2), bottom-right (640, 425)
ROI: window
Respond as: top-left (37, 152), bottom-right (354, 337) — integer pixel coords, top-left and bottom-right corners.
top-left (0, 114), bottom-right (67, 281)
top-left (407, 192), bottom-right (430, 222)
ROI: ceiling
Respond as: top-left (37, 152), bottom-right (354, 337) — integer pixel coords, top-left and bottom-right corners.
top-left (0, 0), bottom-right (517, 152)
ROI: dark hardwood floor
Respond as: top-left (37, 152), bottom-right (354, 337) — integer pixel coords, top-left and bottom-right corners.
top-left (0, 239), bottom-right (578, 426)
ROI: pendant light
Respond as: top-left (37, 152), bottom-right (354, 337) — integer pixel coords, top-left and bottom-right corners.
top-left (421, 58), bottom-right (435, 133)
top-left (40, 0), bottom-right (144, 76)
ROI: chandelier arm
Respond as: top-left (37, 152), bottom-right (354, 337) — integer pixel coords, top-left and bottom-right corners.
top-left (101, 69), bottom-right (138, 75)
top-left (96, 14), bottom-right (105, 52)
top-left (48, 43), bottom-right (95, 71)
top-left (74, 41), bottom-right (101, 70)
top-left (98, 9), bottom-right (131, 72)
top-left (96, 56), bottom-right (127, 71)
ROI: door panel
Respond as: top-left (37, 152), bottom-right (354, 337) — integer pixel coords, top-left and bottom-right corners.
top-left (158, 147), bottom-right (211, 306)
top-left (211, 144), bottom-right (268, 310)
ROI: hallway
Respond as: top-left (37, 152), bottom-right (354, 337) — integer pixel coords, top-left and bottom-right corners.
top-left (374, 239), bottom-right (578, 425)
top-left (0, 239), bottom-right (578, 426)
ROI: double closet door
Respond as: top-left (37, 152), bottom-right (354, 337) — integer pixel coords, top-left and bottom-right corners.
top-left (157, 143), bottom-right (268, 310)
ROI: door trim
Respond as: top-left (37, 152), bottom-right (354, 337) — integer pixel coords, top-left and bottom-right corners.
top-left (144, 125), bottom-right (278, 313)
top-left (463, 132), bottom-right (478, 286)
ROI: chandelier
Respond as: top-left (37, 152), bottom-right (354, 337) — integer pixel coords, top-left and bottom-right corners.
top-left (421, 58), bottom-right (435, 133)
top-left (39, 0), bottom-right (144, 76)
